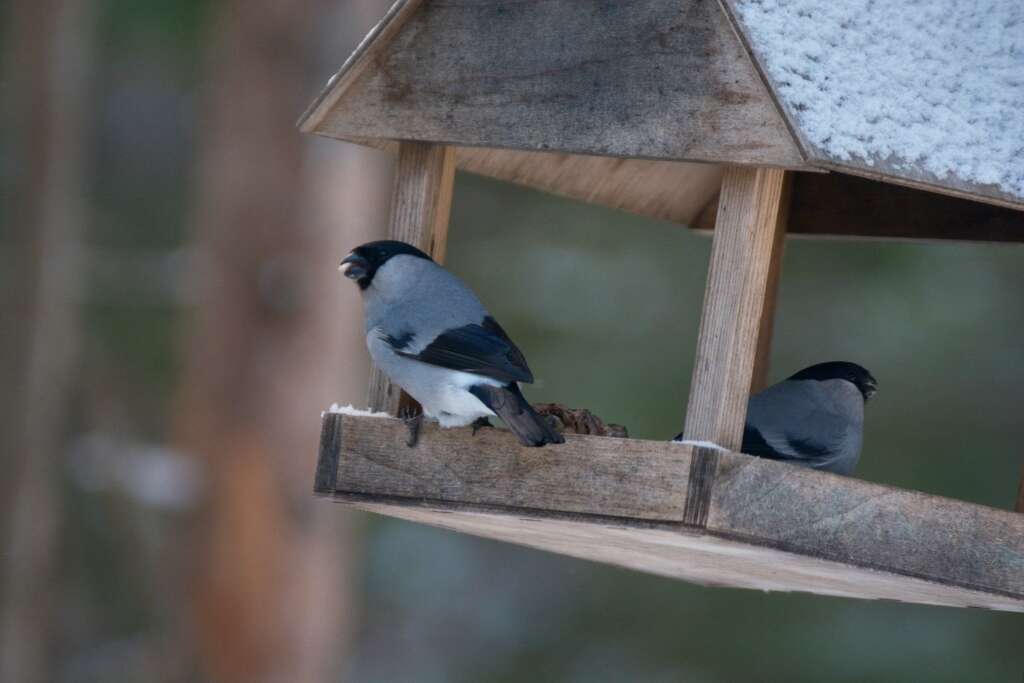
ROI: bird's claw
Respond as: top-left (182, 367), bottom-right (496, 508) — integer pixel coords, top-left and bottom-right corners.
top-left (399, 404), bottom-right (423, 448)
top-left (471, 417), bottom-right (493, 436)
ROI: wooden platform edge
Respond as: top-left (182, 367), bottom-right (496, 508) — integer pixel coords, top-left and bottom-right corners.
top-left (320, 491), bottom-right (1024, 612)
top-left (683, 446), bottom-right (720, 528)
top-left (312, 413), bottom-right (1024, 610)
top-left (313, 412), bottom-right (343, 495)
top-left (297, 0), bottom-right (422, 132)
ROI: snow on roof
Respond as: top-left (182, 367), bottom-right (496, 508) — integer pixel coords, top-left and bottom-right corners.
top-left (730, 0), bottom-right (1024, 203)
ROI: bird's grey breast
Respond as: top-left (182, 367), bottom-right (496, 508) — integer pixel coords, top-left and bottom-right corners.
top-left (362, 255), bottom-right (489, 352)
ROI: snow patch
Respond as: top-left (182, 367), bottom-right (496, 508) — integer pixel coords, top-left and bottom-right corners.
top-left (323, 403), bottom-right (391, 418)
top-left (734, 0), bottom-right (1024, 199)
top-left (673, 439), bottom-right (728, 452)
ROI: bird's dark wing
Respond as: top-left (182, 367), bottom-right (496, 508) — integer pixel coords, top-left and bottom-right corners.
top-left (742, 422), bottom-right (835, 461)
top-left (742, 382), bottom-right (850, 463)
top-left (392, 316), bottom-right (534, 384)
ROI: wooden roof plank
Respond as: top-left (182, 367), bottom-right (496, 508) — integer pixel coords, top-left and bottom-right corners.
top-left (305, 0), bottom-right (808, 168)
top-left (457, 148), bottom-right (726, 227)
top-left (696, 172), bottom-right (1024, 243)
top-left (298, 0), bottom-right (423, 132)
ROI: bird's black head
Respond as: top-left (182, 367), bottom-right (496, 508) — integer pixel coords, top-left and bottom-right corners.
top-left (788, 361), bottom-right (878, 401)
top-left (339, 240), bottom-right (432, 290)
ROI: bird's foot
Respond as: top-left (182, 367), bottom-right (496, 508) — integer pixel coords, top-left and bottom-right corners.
top-left (399, 404), bottom-right (424, 448)
top-left (471, 417), bottom-right (493, 436)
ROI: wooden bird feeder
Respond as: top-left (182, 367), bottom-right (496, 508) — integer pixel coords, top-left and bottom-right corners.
top-left (301, 0), bottom-right (1024, 611)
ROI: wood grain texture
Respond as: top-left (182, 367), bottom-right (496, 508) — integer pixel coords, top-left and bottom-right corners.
top-left (694, 172), bottom-right (1024, 243)
top-left (708, 452), bottom-right (1024, 603)
top-left (310, 0), bottom-right (806, 168)
top-left (683, 446), bottom-right (720, 528)
top-left (385, 141), bottom-right (455, 258)
top-left (749, 174), bottom-right (790, 392)
top-left (321, 139), bottom-right (729, 226)
top-left (350, 501), bottom-right (1023, 611)
top-left (459, 149), bottom-right (726, 226)
top-left (313, 413), bottom-right (1024, 611)
top-left (298, 0), bottom-right (423, 132)
top-left (314, 413), bottom-right (343, 495)
top-left (324, 413), bottom-right (692, 521)
top-left (367, 141), bottom-right (455, 414)
top-left (682, 167), bottom-right (788, 449)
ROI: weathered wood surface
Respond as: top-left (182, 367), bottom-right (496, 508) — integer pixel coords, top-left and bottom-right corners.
top-left (749, 173), bottom-right (789, 393)
top-left (682, 167), bottom-right (788, 449)
top-left (305, 0), bottom-right (806, 168)
top-left (719, 0), bottom-right (1024, 212)
top-left (298, 0), bottom-right (423, 130)
top-left (314, 413), bottom-right (1024, 611)
top-left (696, 173), bottom-right (1024, 243)
top-left (459, 149), bottom-right (725, 226)
top-left (367, 141), bottom-right (455, 414)
top-left (350, 502), bottom-right (1022, 610)
top-left (316, 412), bottom-right (692, 520)
top-left (335, 142), bottom-right (1024, 242)
top-left (323, 139), bottom-right (729, 226)
top-left (301, 1), bottom-right (1024, 216)
top-left (709, 453), bottom-right (1024, 604)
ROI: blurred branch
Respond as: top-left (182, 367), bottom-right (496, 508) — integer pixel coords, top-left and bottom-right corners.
top-left (0, 0), bottom-right (95, 681)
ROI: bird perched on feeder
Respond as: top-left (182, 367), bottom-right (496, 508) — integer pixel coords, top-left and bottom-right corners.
top-left (340, 240), bottom-right (563, 448)
top-left (676, 361), bottom-right (877, 475)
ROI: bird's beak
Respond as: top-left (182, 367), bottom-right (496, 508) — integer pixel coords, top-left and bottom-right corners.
top-left (864, 378), bottom-right (879, 400)
top-left (339, 253), bottom-right (368, 281)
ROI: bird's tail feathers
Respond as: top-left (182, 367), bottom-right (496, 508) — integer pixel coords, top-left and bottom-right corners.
top-left (470, 383), bottom-right (564, 447)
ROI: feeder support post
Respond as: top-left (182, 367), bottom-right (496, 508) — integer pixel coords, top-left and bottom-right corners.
top-left (749, 175), bottom-right (790, 394)
top-left (367, 141), bottom-right (456, 414)
top-left (682, 167), bottom-right (790, 450)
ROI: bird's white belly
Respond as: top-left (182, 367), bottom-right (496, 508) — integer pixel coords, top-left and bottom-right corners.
top-left (424, 379), bottom-right (497, 427)
top-left (367, 333), bottom-right (498, 427)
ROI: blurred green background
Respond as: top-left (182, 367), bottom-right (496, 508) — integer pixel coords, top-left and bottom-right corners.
top-left (2, 1), bottom-right (1022, 682)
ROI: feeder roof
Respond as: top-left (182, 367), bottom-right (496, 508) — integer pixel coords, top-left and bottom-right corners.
top-left (725, 0), bottom-right (1024, 209)
top-left (300, 0), bottom-right (1024, 217)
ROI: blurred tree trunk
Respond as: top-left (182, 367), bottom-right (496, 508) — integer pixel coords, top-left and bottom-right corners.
top-left (173, 1), bottom-right (391, 681)
top-left (0, 1), bottom-right (93, 681)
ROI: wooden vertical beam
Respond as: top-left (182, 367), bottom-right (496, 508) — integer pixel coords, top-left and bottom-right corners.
top-left (682, 167), bottom-right (788, 450)
top-left (367, 141), bottom-right (455, 413)
top-left (748, 174), bottom-right (791, 394)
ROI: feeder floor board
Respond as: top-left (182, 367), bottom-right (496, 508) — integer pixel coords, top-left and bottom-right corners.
top-left (315, 413), bottom-right (1024, 612)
